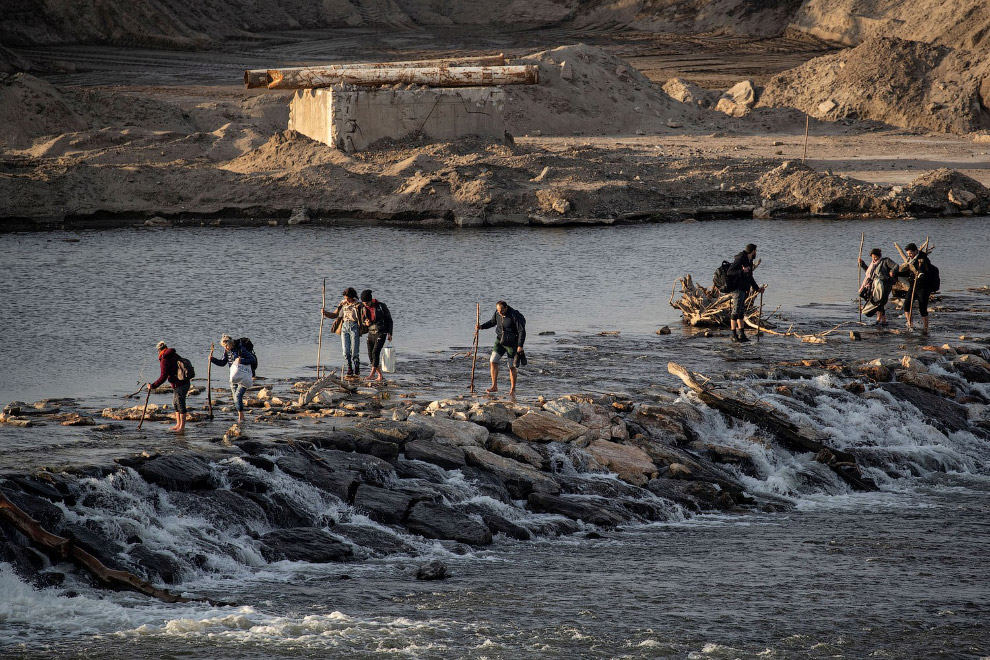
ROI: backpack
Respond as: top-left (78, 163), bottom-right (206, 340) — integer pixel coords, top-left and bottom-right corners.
top-left (237, 337), bottom-right (258, 376)
top-left (175, 355), bottom-right (195, 382)
top-left (713, 260), bottom-right (734, 293)
top-left (926, 263), bottom-right (940, 292)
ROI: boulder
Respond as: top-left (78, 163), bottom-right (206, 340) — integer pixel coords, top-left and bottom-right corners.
top-left (404, 502), bottom-right (492, 546)
top-left (403, 439), bottom-right (466, 470)
top-left (1, 489), bottom-right (65, 529)
top-left (462, 446), bottom-right (560, 499)
top-left (333, 523), bottom-right (415, 557)
top-left (128, 545), bottom-right (183, 584)
top-left (948, 188), bottom-right (977, 209)
top-left (275, 454), bottom-right (361, 500)
top-left (900, 355), bottom-right (928, 372)
top-left (526, 493), bottom-right (629, 528)
top-left (716, 80), bottom-right (757, 117)
top-left (134, 455), bottom-right (213, 492)
top-left (352, 484), bottom-right (413, 524)
top-left (307, 429), bottom-right (400, 460)
top-left (243, 491), bottom-right (317, 528)
top-left (412, 415), bottom-right (489, 448)
top-left (512, 410), bottom-right (589, 443)
top-left (312, 449), bottom-right (396, 487)
top-left (879, 382), bottom-right (970, 434)
top-left (895, 370), bottom-right (956, 397)
top-left (468, 402), bottom-right (515, 431)
top-left (662, 77), bottom-right (718, 108)
top-left (584, 439), bottom-right (658, 486)
top-left (859, 365), bottom-right (893, 382)
top-left (544, 398), bottom-right (582, 422)
top-left (952, 358), bottom-right (990, 384)
top-left (416, 560), bottom-right (449, 580)
top-left (487, 433), bottom-right (544, 468)
top-left (260, 528), bottom-right (354, 563)
top-left (458, 466), bottom-right (514, 503)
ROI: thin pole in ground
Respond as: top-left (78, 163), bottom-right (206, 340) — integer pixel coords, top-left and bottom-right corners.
top-left (470, 303), bottom-right (480, 393)
top-left (858, 231), bottom-right (865, 323)
top-left (317, 278), bottom-right (326, 379)
top-left (137, 384), bottom-right (152, 430)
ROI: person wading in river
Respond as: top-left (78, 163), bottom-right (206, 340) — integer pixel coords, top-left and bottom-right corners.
top-left (149, 341), bottom-right (190, 433)
top-left (322, 287), bottom-right (365, 379)
top-left (359, 289), bottom-right (393, 382)
top-left (210, 334), bottom-right (257, 423)
top-left (858, 248), bottom-right (898, 326)
top-left (476, 301), bottom-right (526, 396)
top-left (726, 244), bottom-right (766, 342)
top-left (897, 243), bottom-right (935, 335)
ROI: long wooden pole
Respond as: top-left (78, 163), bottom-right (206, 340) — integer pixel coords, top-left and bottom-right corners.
top-left (267, 64), bottom-right (538, 90)
top-left (317, 278), bottom-right (326, 379)
top-left (207, 344), bottom-right (214, 419)
top-left (137, 384), bottom-right (151, 430)
top-left (470, 303), bottom-right (480, 393)
top-left (757, 290), bottom-right (764, 342)
top-left (244, 54), bottom-right (507, 88)
top-left (858, 231), bottom-right (865, 322)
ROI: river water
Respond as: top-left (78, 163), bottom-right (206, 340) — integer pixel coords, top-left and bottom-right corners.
top-left (2, 218), bottom-right (990, 659)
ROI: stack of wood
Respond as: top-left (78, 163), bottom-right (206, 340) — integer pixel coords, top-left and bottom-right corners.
top-left (668, 274), bottom-right (760, 327)
top-left (244, 54), bottom-right (538, 90)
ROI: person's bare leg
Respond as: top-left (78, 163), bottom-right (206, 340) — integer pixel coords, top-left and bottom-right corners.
top-left (237, 410), bottom-right (245, 423)
top-left (168, 411), bottom-right (180, 430)
top-left (508, 367), bottom-right (517, 397)
top-left (174, 413), bottom-right (186, 432)
top-left (922, 315), bottom-right (929, 334)
top-left (487, 362), bottom-right (499, 393)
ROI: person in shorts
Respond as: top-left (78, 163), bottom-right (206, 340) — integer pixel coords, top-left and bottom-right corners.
top-left (726, 243), bottom-right (766, 342)
top-left (149, 341), bottom-right (190, 433)
top-left (477, 301), bottom-right (526, 396)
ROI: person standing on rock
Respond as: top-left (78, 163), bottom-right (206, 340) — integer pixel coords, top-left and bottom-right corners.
top-left (210, 334), bottom-right (257, 423)
top-left (897, 243), bottom-right (934, 335)
top-left (858, 248), bottom-right (898, 326)
top-left (477, 301), bottom-right (527, 396)
top-left (322, 287), bottom-right (365, 378)
top-left (359, 289), bottom-right (393, 382)
top-left (149, 341), bottom-right (189, 433)
top-left (726, 243), bottom-right (766, 342)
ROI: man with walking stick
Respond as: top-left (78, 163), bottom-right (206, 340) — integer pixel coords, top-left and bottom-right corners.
top-left (476, 301), bottom-right (526, 397)
top-left (726, 244), bottom-right (767, 343)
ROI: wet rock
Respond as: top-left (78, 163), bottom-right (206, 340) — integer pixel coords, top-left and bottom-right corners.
top-left (458, 466), bottom-right (514, 503)
top-left (523, 517), bottom-right (582, 537)
top-left (60, 523), bottom-right (125, 570)
top-left (1, 489), bottom-right (65, 529)
top-left (632, 403), bottom-right (699, 445)
top-left (260, 528), bottom-right (354, 563)
top-left (275, 454), bottom-right (361, 500)
top-left (244, 491), bottom-right (317, 528)
top-left (134, 455), bottom-right (213, 492)
top-left (412, 415), bottom-right (489, 448)
top-left (512, 410), bottom-right (589, 443)
top-left (460, 505), bottom-right (532, 541)
top-left (584, 439), bottom-right (657, 486)
top-left (393, 458), bottom-right (448, 482)
top-left (313, 449), bottom-right (396, 488)
top-left (900, 355), bottom-right (928, 372)
top-left (952, 359), bottom-right (990, 384)
top-left (896, 370), bottom-right (956, 397)
top-left (844, 382), bottom-right (866, 394)
top-left (487, 433), bottom-right (544, 469)
top-left (859, 365), bottom-right (893, 382)
top-left (128, 545), bottom-right (183, 584)
top-left (403, 439), bottom-right (466, 469)
top-left (696, 444), bottom-right (759, 477)
top-left (334, 523), bottom-right (415, 557)
top-left (879, 382), bottom-right (970, 434)
top-left (307, 429), bottom-right (400, 460)
top-left (416, 560), bottom-right (448, 581)
top-left (404, 501), bottom-right (492, 546)
top-left (543, 398), bottom-right (582, 422)
top-left (667, 463), bottom-right (693, 479)
top-left (656, 325), bottom-right (671, 335)
top-left (527, 492), bottom-right (629, 528)
top-left (462, 446), bottom-right (560, 499)
top-left (468, 402), bottom-right (515, 432)
top-left (352, 484), bottom-right (412, 524)
top-left (55, 413), bottom-right (95, 426)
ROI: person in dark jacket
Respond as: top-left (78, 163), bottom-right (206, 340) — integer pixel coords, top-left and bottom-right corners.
top-left (210, 334), bottom-right (257, 423)
top-left (359, 289), bottom-right (393, 382)
top-left (322, 287), bottom-right (364, 378)
top-left (858, 248), bottom-right (898, 326)
top-left (476, 301), bottom-right (526, 396)
top-left (149, 341), bottom-right (189, 432)
top-left (897, 243), bottom-right (933, 335)
top-left (726, 243), bottom-right (766, 342)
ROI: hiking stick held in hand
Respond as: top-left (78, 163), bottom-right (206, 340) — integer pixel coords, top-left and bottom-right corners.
top-left (470, 303), bottom-right (480, 393)
top-left (757, 290), bottom-right (764, 342)
top-left (137, 384), bottom-right (152, 430)
top-left (317, 278), bottom-right (326, 379)
top-left (858, 232), bottom-right (864, 322)
top-left (207, 343), bottom-right (214, 419)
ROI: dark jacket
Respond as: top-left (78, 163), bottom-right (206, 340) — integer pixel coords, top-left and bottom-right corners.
top-left (727, 251), bottom-right (758, 293)
top-left (211, 343), bottom-right (257, 370)
top-left (361, 300), bottom-right (393, 335)
top-left (479, 307), bottom-right (526, 347)
top-left (898, 253), bottom-right (932, 288)
top-left (151, 348), bottom-right (180, 389)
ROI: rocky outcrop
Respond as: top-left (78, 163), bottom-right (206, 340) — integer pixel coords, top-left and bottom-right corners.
top-left (512, 410), bottom-right (589, 443)
top-left (404, 502), bottom-right (493, 546)
top-left (260, 528), bottom-right (354, 563)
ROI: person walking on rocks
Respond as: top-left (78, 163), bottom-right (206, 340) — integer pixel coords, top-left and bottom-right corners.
top-left (210, 334), bottom-right (257, 423)
top-left (149, 341), bottom-right (190, 433)
top-left (476, 301), bottom-right (526, 396)
top-left (726, 243), bottom-right (765, 342)
top-left (359, 289), bottom-right (393, 382)
top-left (858, 248), bottom-right (898, 326)
top-left (897, 243), bottom-right (935, 335)
top-left (323, 287), bottom-right (365, 378)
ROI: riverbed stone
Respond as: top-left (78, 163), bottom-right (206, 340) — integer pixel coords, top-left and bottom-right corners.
top-left (512, 410), bottom-right (589, 443)
top-left (128, 544), bottom-right (183, 584)
top-left (544, 398), bottom-right (582, 422)
top-left (334, 523), bottom-right (415, 557)
top-left (404, 501), bottom-right (492, 546)
top-left (487, 433), bottom-right (544, 468)
top-left (411, 415), bottom-right (489, 447)
top-left (403, 439), bottom-right (466, 469)
top-left (313, 449), bottom-right (396, 487)
top-left (352, 484), bottom-right (412, 524)
top-left (358, 419), bottom-right (436, 447)
top-left (584, 439), bottom-right (657, 486)
top-left (526, 493), bottom-right (629, 528)
top-left (416, 560), bottom-right (448, 580)
top-left (275, 453), bottom-right (361, 500)
top-left (879, 382), bottom-right (970, 434)
top-left (260, 528), bottom-right (354, 563)
top-left (1, 489), bottom-right (65, 529)
top-left (468, 402), bottom-right (515, 431)
top-left (462, 446), bottom-right (560, 499)
top-left (895, 370), bottom-right (956, 397)
top-left (134, 455), bottom-right (213, 492)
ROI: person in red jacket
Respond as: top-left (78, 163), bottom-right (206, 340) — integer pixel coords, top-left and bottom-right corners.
top-left (149, 341), bottom-right (189, 432)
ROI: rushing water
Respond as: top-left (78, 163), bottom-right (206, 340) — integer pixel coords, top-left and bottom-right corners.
top-left (2, 219), bottom-right (990, 659)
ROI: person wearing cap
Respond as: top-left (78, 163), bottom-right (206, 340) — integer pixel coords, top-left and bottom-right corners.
top-left (322, 287), bottom-right (365, 378)
top-left (210, 334), bottom-right (257, 423)
top-left (149, 341), bottom-right (189, 432)
top-left (476, 301), bottom-right (527, 396)
top-left (359, 289), bottom-right (393, 382)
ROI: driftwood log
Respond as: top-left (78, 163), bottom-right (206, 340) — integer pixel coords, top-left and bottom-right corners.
top-left (300, 371), bottom-right (355, 406)
top-left (245, 54), bottom-right (506, 88)
top-left (266, 64), bottom-right (538, 90)
top-left (0, 491), bottom-right (227, 604)
top-left (669, 274), bottom-right (760, 327)
top-left (667, 362), bottom-right (878, 491)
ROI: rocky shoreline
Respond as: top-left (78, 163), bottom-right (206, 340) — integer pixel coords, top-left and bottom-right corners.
top-left (2, 330), bottom-right (989, 599)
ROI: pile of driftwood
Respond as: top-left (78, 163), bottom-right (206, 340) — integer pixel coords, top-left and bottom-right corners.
top-left (668, 274), bottom-right (761, 327)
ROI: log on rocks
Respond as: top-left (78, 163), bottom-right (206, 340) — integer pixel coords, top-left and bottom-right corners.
top-left (266, 65), bottom-right (538, 90)
top-left (0, 491), bottom-right (225, 604)
top-left (300, 372), bottom-right (354, 405)
top-left (667, 362), bottom-right (878, 491)
top-left (245, 54), bottom-right (507, 88)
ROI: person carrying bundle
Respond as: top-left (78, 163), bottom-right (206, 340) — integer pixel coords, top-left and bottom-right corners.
top-left (726, 244), bottom-right (766, 342)
top-left (897, 243), bottom-right (939, 335)
top-left (858, 248), bottom-right (898, 326)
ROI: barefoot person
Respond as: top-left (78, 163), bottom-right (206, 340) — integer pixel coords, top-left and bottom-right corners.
top-left (858, 248), bottom-right (898, 326)
top-left (149, 341), bottom-right (190, 433)
top-left (322, 288), bottom-right (365, 379)
top-left (476, 301), bottom-right (526, 396)
top-left (359, 289), bottom-right (393, 382)
top-left (210, 334), bottom-right (257, 423)
top-left (726, 244), bottom-right (766, 342)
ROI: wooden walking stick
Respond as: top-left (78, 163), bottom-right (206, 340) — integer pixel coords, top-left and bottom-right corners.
top-left (470, 303), bottom-right (480, 393)
top-left (757, 289), bottom-right (764, 342)
top-left (207, 343), bottom-right (214, 419)
top-left (858, 231), bottom-right (865, 322)
top-left (317, 278), bottom-right (326, 379)
top-left (137, 384), bottom-right (152, 430)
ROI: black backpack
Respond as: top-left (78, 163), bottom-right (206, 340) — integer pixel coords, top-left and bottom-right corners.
top-left (713, 260), bottom-right (734, 293)
top-left (926, 263), bottom-right (940, 292)
top-left (175, 355), bottom-right (195, 382)
top-left (238, 337), bottom-right (258, 375)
